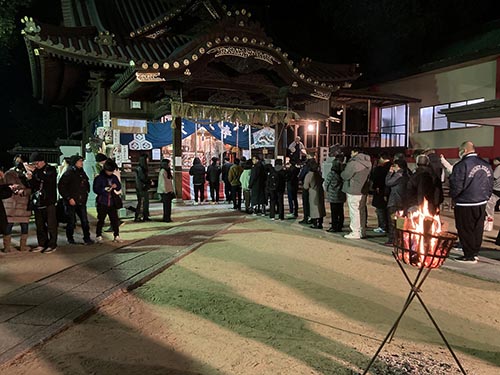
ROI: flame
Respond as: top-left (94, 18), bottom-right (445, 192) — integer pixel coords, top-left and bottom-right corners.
top-left (402, 198), bottom-right (442, 268)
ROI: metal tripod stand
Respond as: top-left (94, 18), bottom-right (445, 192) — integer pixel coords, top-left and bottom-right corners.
top-left (362, 251), bottom-right (467, 375)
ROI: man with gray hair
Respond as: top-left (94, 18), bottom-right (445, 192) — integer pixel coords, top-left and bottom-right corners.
top-left (449, 141), bottom-right (493, 263)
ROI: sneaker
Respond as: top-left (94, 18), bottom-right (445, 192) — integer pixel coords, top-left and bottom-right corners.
top-left (84, 239), bottom-right (95, 245)
top-left (67, 239), bottom-right (76, 245)
top-left (95, 236), bottom-right (103, 243)
top-left (42, 247), bottom-right (57, 254)
top-left (373, 227), bottom-right (386, 233)
top-left (270, 218), bottom-right (275, 221)
top-left (30, 246), bottom-right (45, 253)
top-left (113, 236), bottom-right (123, 243)
top-left (344, 233), bottom-right (361, 240)
top-left (454, 256), bottom-right (477, 264)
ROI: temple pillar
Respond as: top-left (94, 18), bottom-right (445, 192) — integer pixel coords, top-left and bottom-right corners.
top-left (172, 116), bottom-right (184, 202)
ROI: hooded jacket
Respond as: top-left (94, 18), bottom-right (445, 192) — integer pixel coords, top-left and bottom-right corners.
top-left (189, 157), bottom-right (206, 185)
top-left (341, 153), bottom-right (372, 195)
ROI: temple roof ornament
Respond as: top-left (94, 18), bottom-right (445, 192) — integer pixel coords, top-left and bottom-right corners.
top-left (206, 46), bottom-right (280, 65)
top-left (21, 16), bottom-right (41, 35)
top-left (94, 31), bottom-right (116, 46)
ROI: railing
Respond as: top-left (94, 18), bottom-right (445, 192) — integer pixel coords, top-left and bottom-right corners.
top-left (320, 132), bottom-right (407, 148)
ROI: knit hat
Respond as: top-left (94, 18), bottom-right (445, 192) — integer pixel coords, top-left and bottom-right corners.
top-left (69, 155), bottom-right (83, 166)
top-left (95, 153), bottom-right (108, 163)
top-left (29, 152), bottom-right (45, 162)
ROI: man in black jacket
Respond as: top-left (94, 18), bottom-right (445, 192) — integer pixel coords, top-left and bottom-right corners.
top-left (206, 157), bottom-right (221, 203)
top-left (26, 152), bottom-right (58, 253)
top-left (221, 157), bottom-right (233, 203)
top-left (449, 141), bottom-right (493, 263)
top-left (58, 155), bottom-right (93, 245)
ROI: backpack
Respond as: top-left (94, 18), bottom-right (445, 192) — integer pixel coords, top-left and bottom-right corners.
top-left (268, 171), bottom-right (278, 191)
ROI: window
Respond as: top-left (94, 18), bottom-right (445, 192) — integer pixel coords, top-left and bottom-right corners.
top-left (419, 98), bottom-right (484, 132)
top-left (380, 104), bottom-right (407, 147)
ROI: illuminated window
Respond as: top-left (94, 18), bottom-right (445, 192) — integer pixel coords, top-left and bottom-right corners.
top-left (419, 98), bottom-right (484, 132)
top-left (380, 104), bottom-right (407, 147)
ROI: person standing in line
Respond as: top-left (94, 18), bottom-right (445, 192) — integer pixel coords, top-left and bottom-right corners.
top-left (189, 157), bottom-right (206, 205)
top-left (370, 152), bottom-right (391, 234)
top-left (94, 160), bottom-right (122, 243)
top-left (206, 157), bottom-right (221, 203)
top-left (221, 157), bottom-right (233, 203)
top-left (240, 160), bottom-right (253, 213)
top-left (157, 159), bottom-right (174, 222)
top-left (26, 152), bottom-right (58, 253)
top-left (298, 157), bottom-right (313, 224)
top-left (341, 148), bottom-right (371, 239)
top-left (449, 141), bottom-right (493, 263)
top-left (57, 155), bottom-right (93, 245)
top-left (286, 161), bottom-right (300, 218)
top-left (406, 154), bottom-right (443, 215)
top-left (384, 159), bottom-right (410, 246)
top-left (485, 157), bottom-right (500, 223)
top-left (303, 160), bottom-right (326, 229)
top-left (135, 154), bottom-right (152, 222)
top-left (267, 159), bottom-right (286, 220)
top-left (249, 155), bottom-right (267, 215)
top-left (324, 158), bottom-right (345, 233)
top-left (228, 158), bottom-right (244, 210)
top-left (2, 165), bottom-right (31, 252)
top-left (0, 172), bottom-right (16, 255)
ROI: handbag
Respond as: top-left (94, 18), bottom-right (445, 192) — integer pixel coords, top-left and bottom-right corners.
top-left (111, 190), bottom-right (123, 209)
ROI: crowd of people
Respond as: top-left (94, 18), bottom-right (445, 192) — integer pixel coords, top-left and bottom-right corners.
top-left (185, 140), bottom-right (495, 265)
top-left (0, 152), bottom-right (174, 254)
top-left (1, 140), bottom-right (497, 265)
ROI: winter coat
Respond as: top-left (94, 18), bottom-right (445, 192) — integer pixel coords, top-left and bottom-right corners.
top-left (157, 169), bottom-right (174, 194)
top-left (240, 169), bottom-right (251, 190)
top-left (57, 166), bottom-right (90, 206)
top-left (407, 165), bottom-right (443, 214)
top-left (135, 165), bottom-right (150, 192)
top-left (249, 161), bottom-right (267, 205)
top-left (0, 185), bottom-right (13, 234)
top-left (228, 164), bottom-right (244, 186)
top-left (341, 153), bottom-right (372, 195)
top-left (3, 169), bottom-right (31, 223)
top-left (189, 162), bottom-right (206, 185)
top-left (287, 165), bottom-right (300, 193)
top-left (206, 163), bottom-right (221, 184)
top-left (303, 171), bottom-right (326, 219)
top-left (370, 161), bottom-right (391, 208)
top-left (385, 169), bottom-right (409, 209)
top-left (29, 164), bottom-right (57, 207)
top-left (449, 153), bottom-right (493, 205)
top-left (93, 171), bottom-right (122, 207)
top-left (221, 162), bottom-right (233, 183)
top-left (324, 170), bottom-right (346, 203)
top-left (266, 166), bottom-right (287, 194)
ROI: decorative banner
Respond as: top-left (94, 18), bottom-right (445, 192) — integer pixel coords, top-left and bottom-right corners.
top-left (121, 144), bottom-right (129, 163)
top-left (102, 111), bottom-right (111, 127)
top-left (252, 127), bottom-right (275, 149)
top-left (112, 129), bottom-right (120, 145)
top-left (129, 134), bottom-right (153, 150)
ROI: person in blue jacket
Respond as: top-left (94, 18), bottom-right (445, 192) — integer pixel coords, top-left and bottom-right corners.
top-left (93, 160), bottom-right (122, 243)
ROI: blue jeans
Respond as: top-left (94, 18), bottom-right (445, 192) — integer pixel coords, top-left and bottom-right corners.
top-left (5, 222), bottom-right (28, 235)
top-left (66, 203), bottom-right (91, 242)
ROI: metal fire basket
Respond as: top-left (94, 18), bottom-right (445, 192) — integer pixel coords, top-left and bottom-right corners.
top-left (363, 227), bottom-right (468, 375)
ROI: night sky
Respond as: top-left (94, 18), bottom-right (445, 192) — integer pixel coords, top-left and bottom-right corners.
top-left (1, 0), bottom-right (499, 167)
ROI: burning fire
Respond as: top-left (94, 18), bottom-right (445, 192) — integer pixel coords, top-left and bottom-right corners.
top-left (396, 199), bottom-right (446, 268)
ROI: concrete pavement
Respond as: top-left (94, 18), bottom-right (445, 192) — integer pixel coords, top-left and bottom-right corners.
top-left (0, 200), bottom-right (499, 367)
